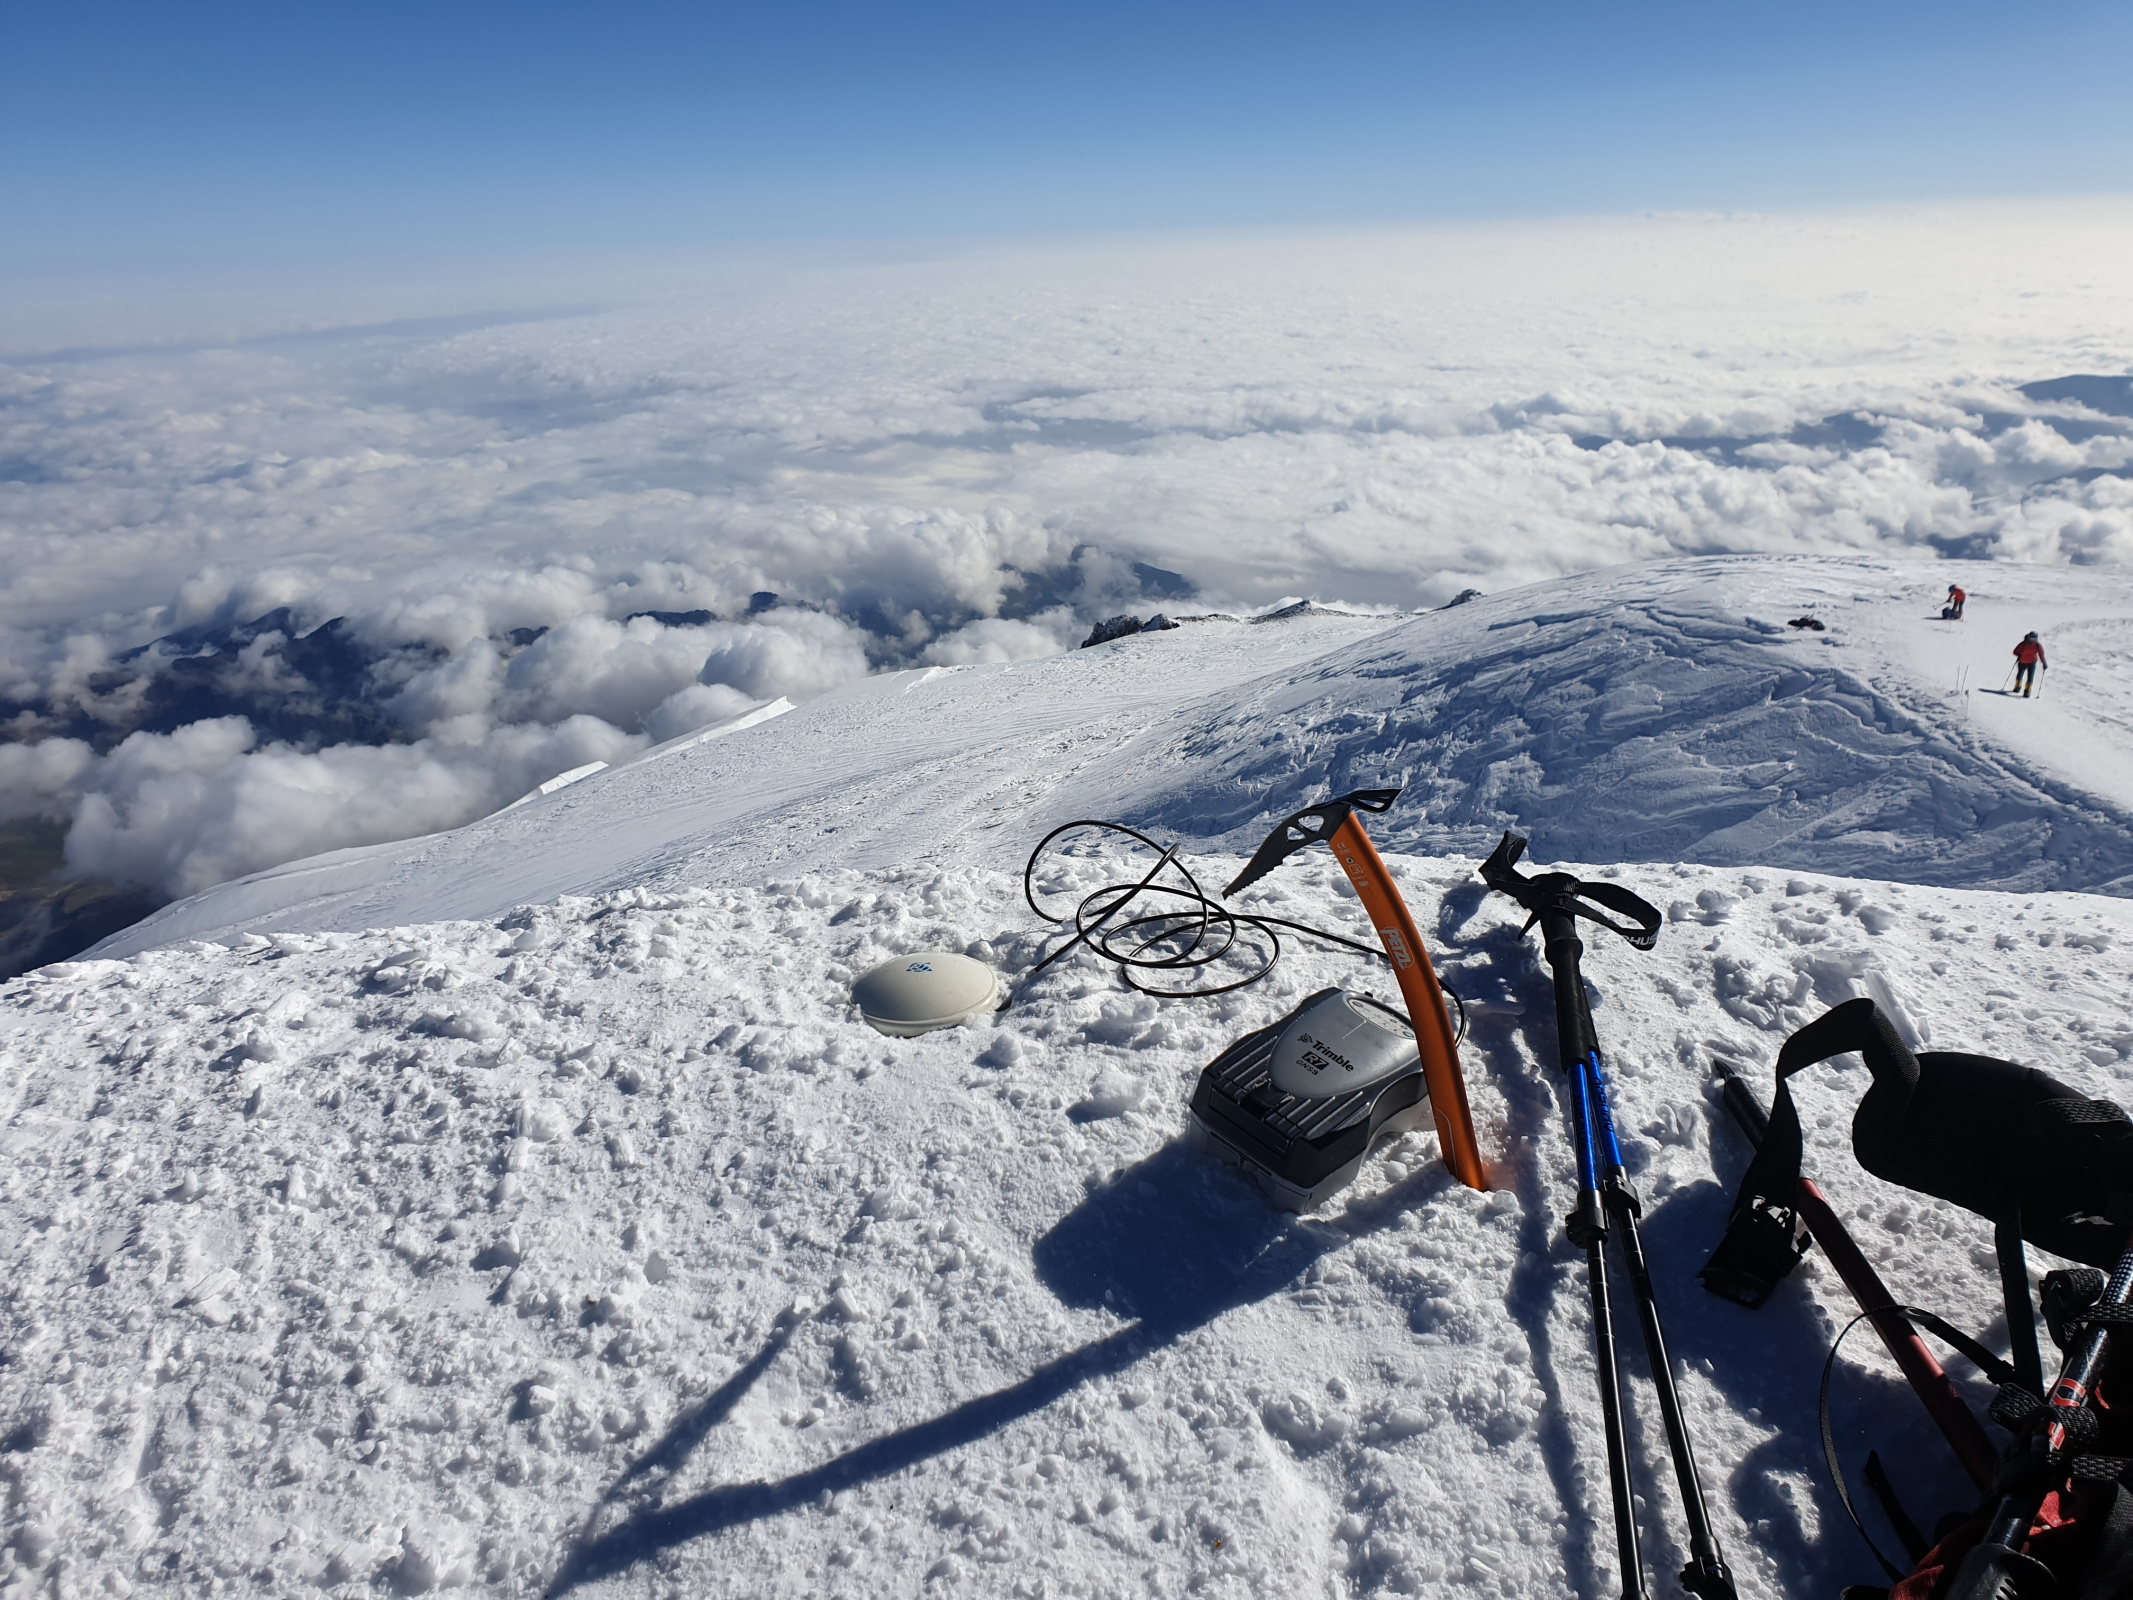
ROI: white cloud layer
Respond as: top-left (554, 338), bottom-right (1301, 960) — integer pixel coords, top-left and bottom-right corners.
top-left (922, 608), bottom-right (1082, 665)
top-left (63, 715), bottom-right (644, 899)
top-left (694, 610), bottom-right (874, 701)
top-left (3, 201), bottom-right (2132, 899)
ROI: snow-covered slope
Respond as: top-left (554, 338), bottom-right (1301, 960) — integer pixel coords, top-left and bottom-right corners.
top-left (10, 854), bottom-right (2133, 1596)
top-left (9, 553), bottom-right (2133, 1598)
top-left (1113, 557), bottom-right (2133, 891)
top-left (84, 608), bottom-right (1417, 955)
top-left (88, 554), bottom-right (2133, 960)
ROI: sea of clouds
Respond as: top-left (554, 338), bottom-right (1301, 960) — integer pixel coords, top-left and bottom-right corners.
top-left (2, 201), bottom-right (2131, 905)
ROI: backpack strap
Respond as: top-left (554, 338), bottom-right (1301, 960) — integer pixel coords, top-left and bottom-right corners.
top-left (1997, 1212), bottom-right (2045, 1396)
top-left (1864, 1451), bottom-right (1928, 1566)
top-left (1704, 998), bottom-right (2133, 1305)
top-left (1755, 997), bottom-right (1918, 1199)
top-left (1703, 999), bottom-right (1920, 1303)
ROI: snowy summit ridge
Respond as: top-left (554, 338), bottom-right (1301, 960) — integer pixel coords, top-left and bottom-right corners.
top-left (4, 553), bottom-right (2133, 1597)
top-left (90, 553), bottom-right (2133, 959)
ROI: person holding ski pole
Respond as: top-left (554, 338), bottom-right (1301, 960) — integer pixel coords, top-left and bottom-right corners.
top-left (1944, 583), bottom-right (1965, 620)
top-left (2013, 631), bottom-right (2047, 697)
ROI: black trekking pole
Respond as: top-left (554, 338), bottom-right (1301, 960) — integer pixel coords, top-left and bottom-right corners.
top-left (1943, 1235), bottom-right (2133, 1600)
top-left (1480, 833), bottom-right (1736, 1600)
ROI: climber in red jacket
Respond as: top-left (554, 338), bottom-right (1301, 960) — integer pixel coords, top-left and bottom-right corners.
top-left (2013, 631), bottom-right (2047, 697)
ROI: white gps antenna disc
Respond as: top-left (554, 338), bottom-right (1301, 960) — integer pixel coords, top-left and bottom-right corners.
top-left (851, 950), bottom-right (1004, 1037)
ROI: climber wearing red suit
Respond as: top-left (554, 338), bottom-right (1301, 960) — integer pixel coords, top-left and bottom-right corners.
top-left (2013, 632), bottom-right (2047, 697)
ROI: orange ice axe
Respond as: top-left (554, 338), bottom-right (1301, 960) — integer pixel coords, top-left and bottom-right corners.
top-left (1225, 788), bottom-right (1487, 1191)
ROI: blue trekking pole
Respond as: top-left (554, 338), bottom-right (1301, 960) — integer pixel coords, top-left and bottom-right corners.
top-left (1481, 833), bottom-right (1736, 1600)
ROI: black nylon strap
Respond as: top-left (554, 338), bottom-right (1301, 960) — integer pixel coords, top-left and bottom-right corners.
top-left (1989, 1384), bottom-right (2104, 1454)
top-left (1992, 1382), bottom-right (2044, 1430)
top-left (1702, 1003), bottom-right (1924, 1303)
top-left (1563, 879), bottom-right (1663, 949)
top-left (1724, 1000), bottom-right (1920, 1272)
top-left (2071, 1456), bottom-right (2133, 1482)
top-left (1864, 1450), bottom-right (1928, 1564)
top-left (1898, 1308), bottom-right (2022, 1389)
top-left (1821, 1302), bottom-right (2025, 1584)
top-left (1714, 999), bottom-right (2133, 1284)
top-left (1999, 1213), bottom-right (2045, 1396)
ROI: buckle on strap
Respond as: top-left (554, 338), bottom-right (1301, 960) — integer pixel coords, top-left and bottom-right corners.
top-left (1699, 1193), bottom-right (1809, 1308)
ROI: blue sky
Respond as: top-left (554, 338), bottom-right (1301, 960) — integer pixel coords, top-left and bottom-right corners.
top-left (3, 0), bottom-right (2130, 263)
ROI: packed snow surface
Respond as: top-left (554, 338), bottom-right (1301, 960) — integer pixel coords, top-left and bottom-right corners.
top-left (7, 554), bottom-right (2133, 1597)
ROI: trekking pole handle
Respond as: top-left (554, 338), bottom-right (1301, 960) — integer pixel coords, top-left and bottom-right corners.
top-left (1478, 832), bottom-right (1663, 951)
top-left (1545, 915), bottom-right (1599, 1066)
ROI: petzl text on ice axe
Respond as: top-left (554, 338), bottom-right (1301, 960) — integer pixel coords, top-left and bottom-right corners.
top-left (1223, 788), bottom-right (1486, 1192)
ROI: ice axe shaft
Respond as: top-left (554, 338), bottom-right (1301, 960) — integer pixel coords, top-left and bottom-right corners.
top-left (1227, 789), bottom-right (1486, 1192)
top-left (1327, 813), bottom-right (1486, 1191)
top-left (1715, 1065), bottom-right (1997, 1492)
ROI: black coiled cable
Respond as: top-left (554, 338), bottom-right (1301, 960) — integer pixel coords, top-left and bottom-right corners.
top-left (1018, 818), bottom-right (1464, 1040)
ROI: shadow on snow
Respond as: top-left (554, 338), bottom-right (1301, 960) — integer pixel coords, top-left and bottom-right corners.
top-left (548, 1139), bottom-right (1435, 1593)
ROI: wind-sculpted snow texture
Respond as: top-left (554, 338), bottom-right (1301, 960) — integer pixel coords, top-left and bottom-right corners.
top-left (83, 555), bottom-right (2133, 958)
top-left (1120, 560), bottom-right (2133, 894)
top-left (7, 854), bottom-right (2133, 1597)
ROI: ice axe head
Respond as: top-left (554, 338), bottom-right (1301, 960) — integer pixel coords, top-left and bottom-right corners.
top-left (1222, 788), bottom-right (1401, 897)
